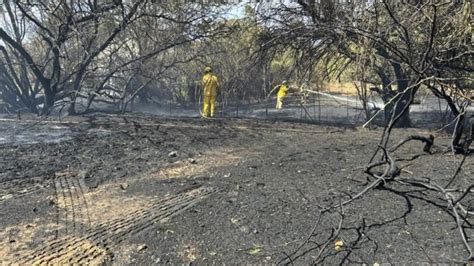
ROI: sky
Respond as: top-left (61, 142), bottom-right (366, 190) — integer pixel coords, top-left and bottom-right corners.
top-left (223, 0), bottom-right (299, 18)
top-left (225, 2), bottom-right (247, 18)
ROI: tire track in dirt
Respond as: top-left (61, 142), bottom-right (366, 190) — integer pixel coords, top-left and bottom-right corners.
top-left (17, 186), bottom-right (217, 265)
top-left (54, 174), bottom-right (91, 238)
top-left (0, 178), bottom-right (45, 203)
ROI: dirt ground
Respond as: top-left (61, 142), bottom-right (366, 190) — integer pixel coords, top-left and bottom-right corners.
top-left (0, 113), bottom-right (472, 264)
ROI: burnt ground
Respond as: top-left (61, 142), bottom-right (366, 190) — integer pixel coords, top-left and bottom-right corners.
top-left (0, 113), bottom-right (472, 264)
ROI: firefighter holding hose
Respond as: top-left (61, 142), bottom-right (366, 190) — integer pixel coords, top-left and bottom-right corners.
top-left (273, 80), bottom-right (301, 109)
top-left (275, 80), bottom-right (289, 109)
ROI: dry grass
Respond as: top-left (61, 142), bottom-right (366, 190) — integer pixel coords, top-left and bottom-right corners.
top-left (323, 82), bottom-right (358, 95)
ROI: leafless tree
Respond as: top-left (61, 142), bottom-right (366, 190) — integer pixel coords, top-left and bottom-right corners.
top-left (0, 1), bottom-right (231, 114)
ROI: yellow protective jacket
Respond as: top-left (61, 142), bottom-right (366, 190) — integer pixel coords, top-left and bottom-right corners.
top-left (202, 73), bottom-right (219, 97)
top-left (277, 84), bottom-right (288, 97)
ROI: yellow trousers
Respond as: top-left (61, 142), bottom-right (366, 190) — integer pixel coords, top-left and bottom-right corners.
top-left (202, 95), bottom-right (216, 117)
top-left (276, 96), bottom-right (284, 109)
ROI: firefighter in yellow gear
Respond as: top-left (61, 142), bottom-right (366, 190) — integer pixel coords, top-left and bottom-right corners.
top-left (201, 66), bottom-right (219, 117)
top-left (275, 80), bottom-right (288, 109)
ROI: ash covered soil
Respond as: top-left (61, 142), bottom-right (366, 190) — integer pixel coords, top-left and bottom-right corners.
top-left (0, 113), bottom-right (472, 264)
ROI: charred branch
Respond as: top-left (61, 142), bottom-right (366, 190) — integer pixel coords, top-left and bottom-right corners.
top-left (390, 134), bottom-right (434, 153)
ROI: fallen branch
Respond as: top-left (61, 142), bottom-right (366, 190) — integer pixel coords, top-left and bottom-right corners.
top-left (396, 177), bottom-right (473, 259)
top-left (444, 152), bottom-right (469, 189)
top-left (390, 134), bottom-right (434, 153)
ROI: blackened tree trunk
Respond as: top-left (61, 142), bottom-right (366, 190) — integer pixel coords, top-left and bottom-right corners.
top-left (43, 85), bottom-right (56, 115)
top-left (375, 63), bottom-right (412, 128)
top-left (391, 62), bottom-right (411, 128)
top-left (376, 69), bottom-right (395, 125)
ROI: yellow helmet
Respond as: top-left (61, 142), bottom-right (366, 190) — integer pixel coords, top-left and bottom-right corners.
top-left (204, 66), bottom-right (212, 73)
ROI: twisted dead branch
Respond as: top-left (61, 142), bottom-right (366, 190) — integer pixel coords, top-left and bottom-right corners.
top-left (390, 135), bottom-right (434, 153)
